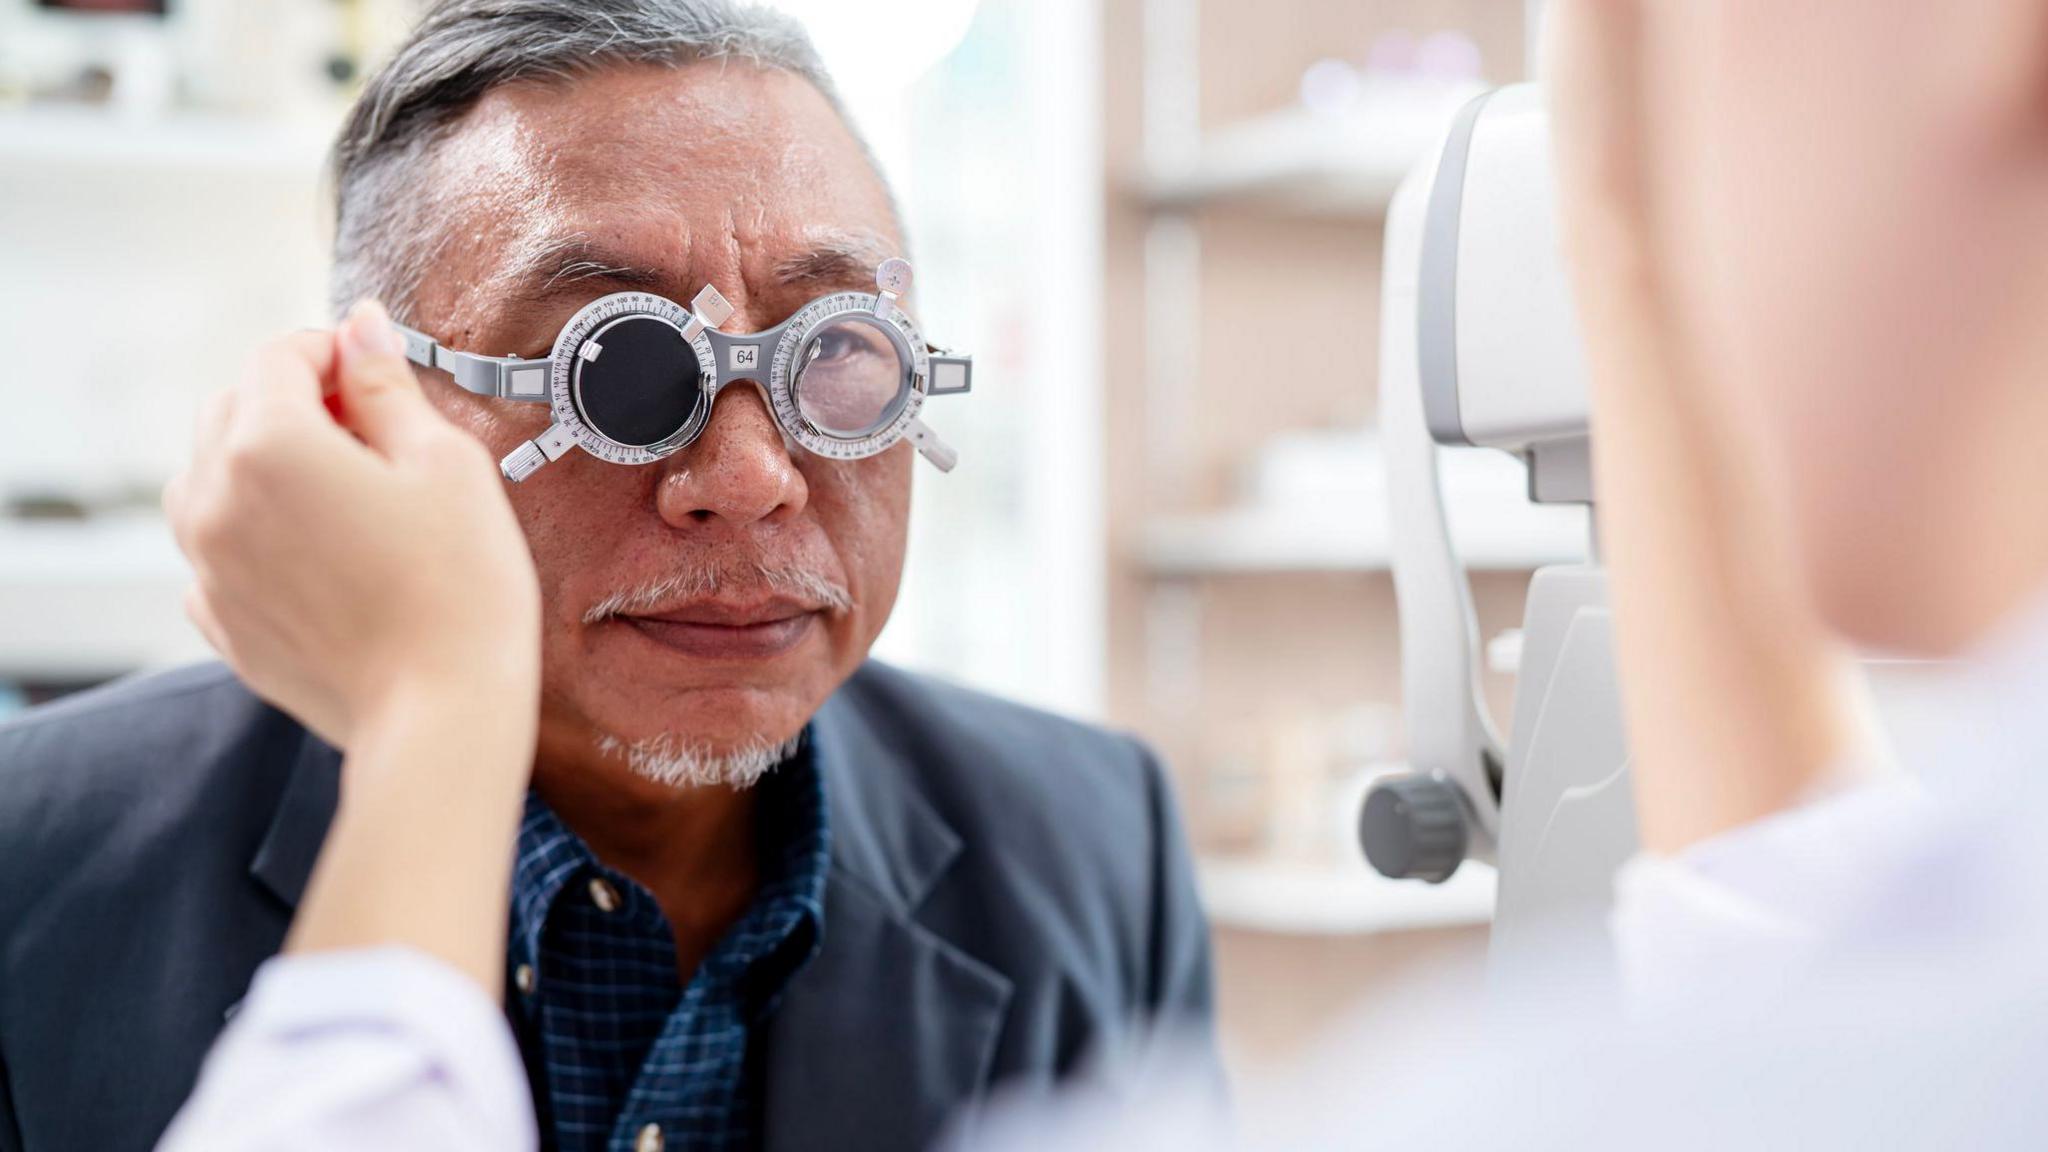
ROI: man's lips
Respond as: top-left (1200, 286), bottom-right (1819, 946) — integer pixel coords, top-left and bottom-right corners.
top-left (627, 595), bottom-right (822, 628)
top-left (605, 597), bottom-right (823, 660)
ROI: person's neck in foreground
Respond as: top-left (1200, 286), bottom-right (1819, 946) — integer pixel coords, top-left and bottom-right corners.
top-left (1926, 317), bottom-right (2048, 659)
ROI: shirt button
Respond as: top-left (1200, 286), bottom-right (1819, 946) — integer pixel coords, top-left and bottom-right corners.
top-left (634, 1123), bottom-right (664, 1152)
top-left (514, 963), bottom-right (537, 996)
top-left (589, 876), bottom-right (622, 913)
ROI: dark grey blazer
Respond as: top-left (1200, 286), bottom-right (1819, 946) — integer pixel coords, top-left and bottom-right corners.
top-left (0, 660), bottom-right (1215, 1152)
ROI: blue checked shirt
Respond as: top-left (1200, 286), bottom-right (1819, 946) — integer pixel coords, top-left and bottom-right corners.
top-left (506, 739), bottom-right (830, 1152)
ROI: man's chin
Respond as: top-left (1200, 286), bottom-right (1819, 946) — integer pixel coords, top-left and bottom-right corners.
top-left (543, 629), bottom-right (850, 783)
top-left (562, 681), bottom-right (818, 775)
top-left (592, 695), bottom-right (806, 749)
top-left (593, 725), bottom-right (804, 790)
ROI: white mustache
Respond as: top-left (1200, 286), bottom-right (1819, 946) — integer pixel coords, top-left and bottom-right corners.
top-left (582, 560), bottom-right (854, 625)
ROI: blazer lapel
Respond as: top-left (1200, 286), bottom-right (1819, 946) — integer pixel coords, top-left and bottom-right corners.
top-left (762, 874), bottom-right (1011, 1152)
top-left (249, 726), bottom-right (342, 911)
top-left (763, 681), bottom-right (1014, 1152)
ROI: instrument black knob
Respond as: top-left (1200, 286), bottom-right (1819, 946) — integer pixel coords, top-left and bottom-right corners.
top-left (1359, 773), bottom-right (1469, 884)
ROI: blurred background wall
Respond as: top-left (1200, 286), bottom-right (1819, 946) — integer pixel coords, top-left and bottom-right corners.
top-left (0, 0), bottom-right (1558, 1081)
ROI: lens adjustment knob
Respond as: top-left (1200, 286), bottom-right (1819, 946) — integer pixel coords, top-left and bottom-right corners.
top-left (1359, 773), bottom-right (1470, 884)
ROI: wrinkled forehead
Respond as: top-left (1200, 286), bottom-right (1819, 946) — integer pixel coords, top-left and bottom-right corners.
top-left (422, 61), bottom-right (903, 324)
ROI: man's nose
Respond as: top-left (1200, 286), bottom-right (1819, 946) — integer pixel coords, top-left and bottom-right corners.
top-left (654, 385), bottom-right (808, 528)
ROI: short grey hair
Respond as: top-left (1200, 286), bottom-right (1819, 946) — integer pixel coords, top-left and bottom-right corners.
top-left (328, 0), bottom-right (890, 322)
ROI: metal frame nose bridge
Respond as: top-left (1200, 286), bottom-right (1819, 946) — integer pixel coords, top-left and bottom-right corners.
top-left (700, 316), bottom-right (792, 389)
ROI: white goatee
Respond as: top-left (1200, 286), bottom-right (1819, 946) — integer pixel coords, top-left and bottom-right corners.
top-left (593, 729), bottom-right (804, 790)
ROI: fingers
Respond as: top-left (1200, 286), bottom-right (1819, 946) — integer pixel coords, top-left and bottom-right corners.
top-left (176, 385), bottom-right (235, 502)
top-left (214, 331), bottom-right (356, 487)
top-left (168, 388), bottom-right (236, 565)
top-left (194, 384), bottom-right (235, 447)
top-left (234, 330), bottom-right (338, 426)
top-left (335, 300), bottom-right (450, 457)
top-left (172, 331), bottom-right (354, 579)
top-left (183, 581), bottom-right (235, 665)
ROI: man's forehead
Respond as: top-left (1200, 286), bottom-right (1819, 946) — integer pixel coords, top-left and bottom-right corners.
top-left (426, 61), bottom-right (901, 325)
top-left (469, 60), bottom-right (847, 171)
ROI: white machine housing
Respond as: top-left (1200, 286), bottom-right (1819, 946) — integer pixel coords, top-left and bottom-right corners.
top-left (1364, 83), bottom-right (1639, 973)
top-left (1419, 83), bottom-right (1592, 502)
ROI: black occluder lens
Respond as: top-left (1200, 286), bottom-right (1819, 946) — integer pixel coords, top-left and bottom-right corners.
top-left (572, 316), bottom-right (704, 448)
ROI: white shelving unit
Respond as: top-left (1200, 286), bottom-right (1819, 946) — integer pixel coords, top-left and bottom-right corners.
top-left (1131, 86), bottom-right (1481, 218)
top-left (1197, 854), bottom-right (1494, 936)
top-left (0, 108), bottom-right (329, 176)
top-left (1138, 435), bottom-right (1591, 577)
top-left (0, 514), bottom-right (205, 680)
top-left (1140, 500), bottom-right (1587, 577)
top-left (0, 102), bottom-right (335, 641)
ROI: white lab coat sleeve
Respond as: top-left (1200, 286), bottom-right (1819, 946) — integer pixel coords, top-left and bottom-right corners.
top-left (154, 947), bottom-right (536, 1152)
top-left (1609, 775), bottom-right (1926, 1020)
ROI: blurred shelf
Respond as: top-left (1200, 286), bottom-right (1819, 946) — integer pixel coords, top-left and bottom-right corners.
top-left (0, 514), bottom-right (205, 679)
top-left (1129, 86), bottom-right (1480, 219)
top-left (1197, 853), bottom-right (1495, 936)
top-left (0, 108), bottom-right (328, 176)
top-left (1138, 502), bottom-right (1588, 577)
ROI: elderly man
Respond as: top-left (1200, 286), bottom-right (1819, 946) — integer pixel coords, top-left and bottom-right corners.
top-left (0, 3), bottom-right (1215, 1150)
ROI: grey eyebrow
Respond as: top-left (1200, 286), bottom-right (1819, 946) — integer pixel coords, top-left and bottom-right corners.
top-left (542, 256), bottom-right (665, 293)
top-left (499, 233), bottom-right (672, 305)
top-left (771, 234), bottom-right (896, 291)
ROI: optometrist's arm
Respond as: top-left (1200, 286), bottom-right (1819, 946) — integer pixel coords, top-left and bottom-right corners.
top-left (1548, 0), bottom-right (1872, 861)
top-left (1545, 0), bottom-right (1891, 1016)
top-left (156, 302), bottom-right (542, 1151)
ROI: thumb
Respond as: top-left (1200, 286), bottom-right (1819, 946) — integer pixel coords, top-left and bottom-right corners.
top-left (335, 300), bottom-right (441, 455)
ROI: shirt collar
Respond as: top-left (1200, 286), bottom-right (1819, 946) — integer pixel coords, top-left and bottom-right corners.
top-left (508, 794), bottom-right (591, 974)
top-left (713, 730), bottom-right (831, 998)
top-left (508, 727), bottom-right (832, 1004)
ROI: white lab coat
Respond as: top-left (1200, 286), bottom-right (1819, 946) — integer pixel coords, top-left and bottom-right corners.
top-left (155, 949), bottom-right (536, 1152)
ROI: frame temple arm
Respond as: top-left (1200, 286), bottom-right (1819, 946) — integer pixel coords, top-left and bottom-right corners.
top-left (394, 323), bottom-right (552, 403)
